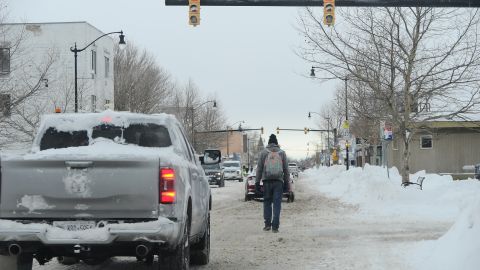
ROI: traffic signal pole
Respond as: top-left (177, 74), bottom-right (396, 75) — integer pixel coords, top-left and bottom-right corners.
top-left (166, 0), bottom-right (480, 7)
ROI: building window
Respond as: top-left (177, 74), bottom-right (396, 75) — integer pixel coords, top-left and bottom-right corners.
top-left (91, 95), bottom-right (97, 112)
top-left (0, 48), bottom-right (10, 75)
top-left (91, 50), bottom-right (97, 75)
top-left (104, 57), bottom-right (110, 77)
top-left (420, 135), bottom-right (433, 149)
top-left (0, 93), bottom-right (11, 117)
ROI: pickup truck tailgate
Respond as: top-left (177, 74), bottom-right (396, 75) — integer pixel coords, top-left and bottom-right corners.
top-left (0, 158), bottom-right (160, 219)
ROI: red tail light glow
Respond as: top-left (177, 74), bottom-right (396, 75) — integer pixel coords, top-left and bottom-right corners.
top-left (160, 168), bottom-right (176, 204)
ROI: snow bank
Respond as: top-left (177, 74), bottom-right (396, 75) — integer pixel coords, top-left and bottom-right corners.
top-left (303, 165), bottom-right (480, 221)
top-left (412, 197), bottom-right (480, 270)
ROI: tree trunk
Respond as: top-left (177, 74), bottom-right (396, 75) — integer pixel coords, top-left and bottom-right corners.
top-left (401, 133), bottom-right (410, 184)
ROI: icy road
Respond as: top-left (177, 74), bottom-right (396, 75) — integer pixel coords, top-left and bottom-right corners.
top-left (31, 173), bottom-right (450, 270)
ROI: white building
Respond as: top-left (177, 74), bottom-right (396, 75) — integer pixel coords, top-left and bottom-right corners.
top-left (0, 21), bottom-right (117, 145)
top-left (0, 21), bottom-right (116, 113)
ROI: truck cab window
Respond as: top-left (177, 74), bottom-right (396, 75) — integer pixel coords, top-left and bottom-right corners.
top-left (40, 127), bottom-right (89, 150)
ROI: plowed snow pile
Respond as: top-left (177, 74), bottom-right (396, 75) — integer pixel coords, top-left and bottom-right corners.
top-left (412, 197), bottom-right (480, 270)
top-left (303, 165), bottom-right (480, 221)
top-left (303, 165), bottom-right (480, 269)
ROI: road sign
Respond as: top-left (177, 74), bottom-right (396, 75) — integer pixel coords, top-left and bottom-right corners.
top-left (383, 122), bottom-right (393, 140)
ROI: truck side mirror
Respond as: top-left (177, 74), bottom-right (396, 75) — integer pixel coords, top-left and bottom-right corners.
top-left (203, 149), bottom-right (221, 164)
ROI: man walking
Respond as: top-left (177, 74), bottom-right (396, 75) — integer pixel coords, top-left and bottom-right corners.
top-left (256, 134), bottom-right (289, 233)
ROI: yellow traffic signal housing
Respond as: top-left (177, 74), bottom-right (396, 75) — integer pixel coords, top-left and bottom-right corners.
top-left (261, 127), bottom-right (264, 134)
top-left (276, 127), bottom-right (280, 134)
top-left (189, 0), bottom-right (200, 26)
top-left (323, 0), bottom-right (335, 27)
top-left (304, 127), bottom-right (309, 134)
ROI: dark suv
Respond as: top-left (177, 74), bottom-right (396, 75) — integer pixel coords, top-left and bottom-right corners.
top-left (202, 163), bottom-right (225, 187)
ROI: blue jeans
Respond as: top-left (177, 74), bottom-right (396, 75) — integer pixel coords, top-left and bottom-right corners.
top-left (263, 180), bottom-right (283, 229)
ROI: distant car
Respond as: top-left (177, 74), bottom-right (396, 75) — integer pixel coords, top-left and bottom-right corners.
top-left (202, 163), bottom-right (225, 187)
top-left (244, 172), bottom-right (295, 202)
top-left (223, 160), bottom-right (243, 182)
top-left (288, 163), bottom-right (299, 178)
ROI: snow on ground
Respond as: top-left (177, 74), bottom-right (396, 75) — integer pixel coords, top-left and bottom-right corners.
top-left (302, 164), bottom-right (480, 222)
top-left (303, 165), bottom-right (480, 270)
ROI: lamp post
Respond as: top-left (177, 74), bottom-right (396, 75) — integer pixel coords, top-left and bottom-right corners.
top-left (191, 100), bottom-right (217, 150)
top-left (70, 31), bottom-right (126, 113)
top-left (310, 66), bottom-right (349, 170)
top-left (308, 111), bottom-right (331, 166)
top-left (226, 120), bottom-right (245, 158)
top-left (344, 77), bottom-right (349, 170)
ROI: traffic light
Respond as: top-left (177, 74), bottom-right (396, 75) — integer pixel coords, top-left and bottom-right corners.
top-left (261, 127), bottom-right (264, 134)
top-left (188, 0), bottom-right (200, 26)
top-left (323, 0), bottom-right (335, 27)
top-left (276, 127), bottom-right (280, 134)
top-left (304, 127), bottom-right (309, 134)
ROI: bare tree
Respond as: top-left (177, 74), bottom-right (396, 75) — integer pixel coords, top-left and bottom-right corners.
top-left (299, 7), bottom-right (480, 182)
top-left (114, 43), bottom-right (173, 113)
top-left (0, 6), bottom-right (55, 146)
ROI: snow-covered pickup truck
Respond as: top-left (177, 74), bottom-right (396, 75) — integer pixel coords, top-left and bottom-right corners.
top-left (0, 111), bottom-right (215, 270)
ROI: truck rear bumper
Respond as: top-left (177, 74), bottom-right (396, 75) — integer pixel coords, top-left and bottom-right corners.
top-left (0, 218), bottom-right (179, 246)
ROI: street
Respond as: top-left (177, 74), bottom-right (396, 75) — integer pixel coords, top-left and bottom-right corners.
top-left (32, 175), bottom-right (450, 270)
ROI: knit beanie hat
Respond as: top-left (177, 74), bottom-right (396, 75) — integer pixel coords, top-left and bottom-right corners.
top-left (268, 134), bottom-right (278, 145)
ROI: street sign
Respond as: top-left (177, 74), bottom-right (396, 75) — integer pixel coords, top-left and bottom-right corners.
top-left (342, 120), bottom-right (349, 129)
top-left (383, 122), bottom-right (393, 140)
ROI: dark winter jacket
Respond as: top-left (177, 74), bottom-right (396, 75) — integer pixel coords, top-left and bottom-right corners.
top-left (256, 143), bottom-right (290, 184)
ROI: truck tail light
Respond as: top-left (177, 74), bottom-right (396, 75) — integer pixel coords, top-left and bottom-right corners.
top-left (160, 168), bottom-right (176, 204)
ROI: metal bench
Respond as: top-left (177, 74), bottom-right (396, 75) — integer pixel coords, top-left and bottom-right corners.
top-left (401, 176), bottom-right (425, 190)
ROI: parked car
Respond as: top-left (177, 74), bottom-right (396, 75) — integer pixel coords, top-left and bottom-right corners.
top-left (244, 172), bottom-right (295, 202)
top-left (202, 162), bottom-right (225, 187)
top-left (222, 160), bottom-right (243, 182)
top-left (0, 111), bottom-right (215, 270)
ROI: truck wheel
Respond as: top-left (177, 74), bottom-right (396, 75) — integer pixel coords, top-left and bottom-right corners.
top-left (17, 253), bottom-right (34, 270)
top-left (159, 217), bottom-right (190, 270)
top-left (191, 212), bottom-right (210, 265)
top-left (220, 179), bottom-right (225, 187)
top-left (244, 194), bottom-right (251, 201)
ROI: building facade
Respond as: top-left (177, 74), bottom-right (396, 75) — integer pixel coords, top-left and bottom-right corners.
top-left (386, 121), bottom-right (480, 177)
top-left (0, 21), bottom-right (115, 145)
top-left (0, 21), bottom-right (114, 114)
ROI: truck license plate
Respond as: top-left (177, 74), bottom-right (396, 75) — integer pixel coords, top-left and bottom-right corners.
top-left (53, 221), bottom-right (96, 231)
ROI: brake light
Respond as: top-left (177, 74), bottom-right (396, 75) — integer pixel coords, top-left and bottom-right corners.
top-left (160, 168), bottom-right (176, 204)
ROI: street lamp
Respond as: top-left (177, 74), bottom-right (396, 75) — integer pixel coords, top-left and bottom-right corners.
top-left (70, 31), bottom-right (126, 113)
top-left (191, 100), bottom-right (217, 149)
top-left (226, 120), bottom-right (245, 158)
top-left (310, 66), bottom-right (349, 170)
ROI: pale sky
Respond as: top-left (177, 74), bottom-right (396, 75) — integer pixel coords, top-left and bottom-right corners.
top-left (6, 0), bottom-right (340, 159)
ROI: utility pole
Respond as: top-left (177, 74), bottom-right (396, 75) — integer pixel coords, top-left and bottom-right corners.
top-left (345, 77), bottom-right (349, 170)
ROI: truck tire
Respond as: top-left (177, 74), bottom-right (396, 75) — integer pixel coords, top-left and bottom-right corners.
top-left (17, 253), bottom-right (34, 270)
top-left (191, 213), bottom-right (210, 265)
top-left (159, 217), bottom-right (190, 270)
